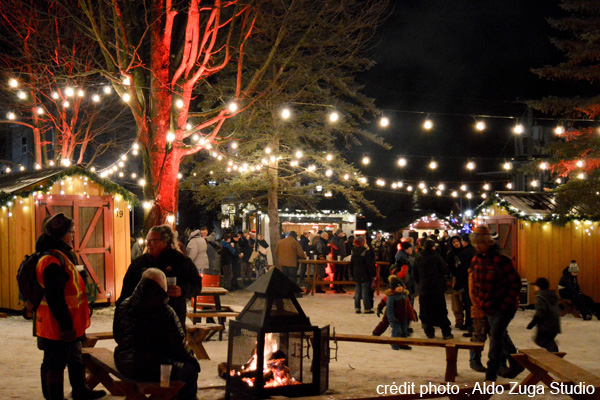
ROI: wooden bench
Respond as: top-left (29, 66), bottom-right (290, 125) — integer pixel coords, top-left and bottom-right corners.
top-left (185, 323), bottom-right (224, 360)
top-left (559, 299), bottom-right (582, 318)
top-left (512, 348), bottom-right (600, 399)
top-left (82, 347), bottom-right (184, 400)
top-left (83, 331), bottom-right (114, 348)
top-left (331, 333), bottom-right (484, 382)
top-left (186, 311), bottom-right (239, 341)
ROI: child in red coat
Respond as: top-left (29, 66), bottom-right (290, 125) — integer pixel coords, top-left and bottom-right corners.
top-left (373, 276), bottom-right (417, 350)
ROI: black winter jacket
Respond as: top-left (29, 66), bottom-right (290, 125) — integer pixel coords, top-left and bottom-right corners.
top-left (558, 266), bottom-right (582, 300)
top-left (350, 245), bottom-right (375, 283)
top-left (116, 247), bottom-right (202, 326)
top-left (113, 278), bottom-right (198, 381)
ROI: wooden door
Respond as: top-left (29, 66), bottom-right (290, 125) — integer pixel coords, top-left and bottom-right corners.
top-left (36, 195), bottom-right (114, 301)
top-left (485, 216), bottom-right (518, 265)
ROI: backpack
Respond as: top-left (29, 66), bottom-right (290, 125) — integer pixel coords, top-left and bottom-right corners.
top-left (17, 249), bottom-right (65, 313)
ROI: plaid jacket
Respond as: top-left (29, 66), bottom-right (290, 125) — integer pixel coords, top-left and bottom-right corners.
top-left (471, 247), bottom-right (521, 316)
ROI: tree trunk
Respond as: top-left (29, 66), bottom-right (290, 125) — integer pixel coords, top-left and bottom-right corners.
top-left (267, 152), bottom-right (280, 268)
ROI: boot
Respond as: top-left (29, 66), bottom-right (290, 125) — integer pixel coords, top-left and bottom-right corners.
top-left (469, 351), bottom-right (486, 372)
top-left (41, 367), bottom-right (49, 400)
top-left (68, 362), bottom-right (107, 400)
top-left (46, 370), bottom-right (65, 400)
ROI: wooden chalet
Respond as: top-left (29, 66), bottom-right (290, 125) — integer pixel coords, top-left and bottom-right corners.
top-left (476, 191), bottom-right (600, 303)
top-left (0, 166), bottom-right (136, 311)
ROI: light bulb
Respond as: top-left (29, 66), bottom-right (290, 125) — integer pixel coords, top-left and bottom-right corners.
top-left (281, 108), bottom-right (291, 119)
top-left (475, 121), bottom-right (486, 131)
top-left (423, 119), bottom-right (433, 130)
top-left (513, 124), bottom-right (524, 134)
top-left (329, 111), bottom-right (339, 123)
top-left (379, 117), bottom-right (389, 127)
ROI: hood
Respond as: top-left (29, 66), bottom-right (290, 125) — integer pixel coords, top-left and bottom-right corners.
top-left (188, 229), bottom-right (201, 239)
top-left (128, 278), bottom-right (169, 308)
top-left (206, 232), bottom-right (216, 242)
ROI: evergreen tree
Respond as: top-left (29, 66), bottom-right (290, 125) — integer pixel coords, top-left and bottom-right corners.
top-left (530, 0), bottom-right (600, 215)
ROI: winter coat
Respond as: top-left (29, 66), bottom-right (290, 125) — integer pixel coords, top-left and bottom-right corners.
top-left (274, 235), bottom-right (306, 267)
top-left (205, 233), bottom-right (220, 275)
top-left (315, 237), bottom-right (329, 259)
top-left (527, 289), bottom-right (561, 334)
top-left (471, 245), bottom-right (521, 316)
top-left (558, 266), bottom-right (582, 300)
top-left (34, 233), bottom-right (90, 340)
top-left (186, 230), bottom-right (209, 273)
top-left (329, 234), bottom-right (347, 259)
top-left (220, 240), bottom-right (236, 266)
top-left (385, 289), bottom-right (417, 324)
top-left (448, 243), bottom-right (468, 291)
top-left (113, 278), bottom-right (199, 381)
top-left (350, 244), bottom-right (375, 283)
top-left (392, 250), bottom-right (416, 296)
top-left (116, 247), bottom-right (202, 326)
top-left (412, 248), bottom-right (448, 297)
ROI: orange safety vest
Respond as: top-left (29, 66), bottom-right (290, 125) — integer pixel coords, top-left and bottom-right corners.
top-left (35, 250), bottom-right (90, 340)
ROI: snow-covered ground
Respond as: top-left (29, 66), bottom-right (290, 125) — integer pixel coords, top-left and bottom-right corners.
top-left (1, 287), bottom-right (599, 399)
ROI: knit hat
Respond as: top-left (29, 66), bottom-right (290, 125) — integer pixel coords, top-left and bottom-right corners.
top-left (460, 234), bottom-right (471, 243)
top-left (353, 236), bottom-right (366, 247)
top-left (568, 261), bottom-right (579, 274)
top-left (389, 275), bottom-right (404, 291)
top-left (335, 228), bottom-right (344, 236)
top-left (43, 213), bottom-right (74, 239)
top-left (288, 231), bottom-right (297, 238)
top-left (533, 277), bottom-right (550, 290)
top-left (400, 241), bottom-right (412, 251)
top-left (423, 238), bottom-right (436, 250)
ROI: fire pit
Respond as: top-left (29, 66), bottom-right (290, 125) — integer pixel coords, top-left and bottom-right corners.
top-left (225, 268), bottom-right (329, 399)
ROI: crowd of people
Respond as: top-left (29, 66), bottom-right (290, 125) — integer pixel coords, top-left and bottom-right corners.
top-left (31, 214), bottom-right (600, 399)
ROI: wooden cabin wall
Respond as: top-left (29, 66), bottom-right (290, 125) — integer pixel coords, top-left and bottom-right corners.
top-left (487, 205), bottom-right (599, 302)
top-left (1, 175), bottom-right (132, 311)
top-left (112, 194), bottom-right (131, 301)
top-left (0, 196), bottom-right (36, 310)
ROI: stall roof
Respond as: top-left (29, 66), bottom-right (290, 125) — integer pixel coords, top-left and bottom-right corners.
top-left (479, 191), bottom-right (597, 219)
top-left (0, 165), bottom-right (137, 205)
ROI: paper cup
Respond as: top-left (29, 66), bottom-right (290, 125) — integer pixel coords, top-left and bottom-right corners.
top-left (313, 255), bottom-right (317, 260)
top-left (337, 255), bottom-right (341, 261)
top-left (166, 277), bottom-right (177, 287)
top-left (160, 364), bottom-right (172, 387)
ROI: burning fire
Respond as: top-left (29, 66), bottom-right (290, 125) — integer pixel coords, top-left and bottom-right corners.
top-left (235, 333), bottom-right (301, 388)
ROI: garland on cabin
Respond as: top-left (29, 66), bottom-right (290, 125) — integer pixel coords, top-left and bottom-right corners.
top-left (0, 165), bottom-right (139, 208)
top-left (474, 194), bottom-right (600, 226)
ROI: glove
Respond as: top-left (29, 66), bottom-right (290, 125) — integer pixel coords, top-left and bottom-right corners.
top-left (376, 309), bottom-right (382, 317)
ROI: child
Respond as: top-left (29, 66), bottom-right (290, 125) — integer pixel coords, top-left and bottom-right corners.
top-left (372, 275), bottom-right (400, 336)
top-left (527, 277), bottom-right (561, 352)
top-left (385, 276), bottom-right (417, 350)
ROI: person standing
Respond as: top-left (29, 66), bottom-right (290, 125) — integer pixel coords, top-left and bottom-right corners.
top-left (447, 236), bottom-right (467, 330)
top-left (274, 231), bottom-right (306, 289)
top-left (458, 234), bottom-right (477, 334)
top-left (114, 268), bottom-right (199, 400)
top-left (350, 236), bottom-right (376, 314)
top-left (253, 233), bottom-right (270, 277)
top-left (298, 231), bottom-right (312, 291)
top-left (470, 225), bottom-right (523, 381)
top-left (385, 277), bottom-right (418, 350)
top-left (117, 225), bottom-right (202, 327)
top-left (220, 233), bottom-right (236, 290)
top-left (329, 229), bottom-right (347, 293)
top-left (239, 231), bottom-right (254, 286)
top-left (201, 227), bottom-right (221, 276)
top-left (412, 238), bottom-right (453, 340)
top-left (527, 277), bottom-right (561, 352)
top-left (186, 228), bottom-right (209, 274)
top-left (35, 213), bottom-right (106, 400)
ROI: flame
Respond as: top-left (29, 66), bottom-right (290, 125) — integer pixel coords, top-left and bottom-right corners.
top-left (237, 333), bottom-right (301, 388)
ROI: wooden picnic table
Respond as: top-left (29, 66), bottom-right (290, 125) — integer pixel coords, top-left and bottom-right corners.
top-left (302, 260), bottom-right (390, 295)
top-left (512, 348), bottom-right (600, 399)
top-left (189, 286), bottom-right (234, 340)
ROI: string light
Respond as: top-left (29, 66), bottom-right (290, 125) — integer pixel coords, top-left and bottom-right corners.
top-left (466, 161), bottom-right (476, 170)
top-left (423, 119), bottom-right (433, 130)
top-left (397, 158), bottom-right (407, 167)
top-left (281, 108), bottom-right (291, 119)
top-left (175, 99), bottom-right (184, 108)
top-left (122, 93), bottom-right (131, 102)
top-left (328, 111), bottom-right (339, 123)
top-left (554, 126), bottom-right (564, 135)
top-left (326, 154), bottom-right (333, 161)
top-left (295, 150), bottom-right (303, 159)
top-left (503, 162), bottom-right (512, 170)
top-left (9, 78), bottom-right (18, 88)
top-left (379, 116), bottom-right (389, 127)
top-left (228, 102), bottom-right (238, 112)
top-left (429, 161), bottom-right (438, 170)
top-left (513, 124), bottom-right (524, 134)
top-left (362, 156), bottom-right (370, 165)
top-left (475, 121), bottom-right (486, 131)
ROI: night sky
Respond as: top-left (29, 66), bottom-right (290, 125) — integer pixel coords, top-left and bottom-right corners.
top-left (352, 0), bottom-right (578, 223)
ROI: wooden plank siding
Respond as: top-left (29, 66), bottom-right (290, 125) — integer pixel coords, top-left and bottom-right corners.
top-left (0, 176), bottom-right (132, 311)
top-left (484, 205), bottom-right (599, 304)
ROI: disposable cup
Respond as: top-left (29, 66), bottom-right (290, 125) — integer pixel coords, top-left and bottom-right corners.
top-left (160, 364), bottom-right (172, 387)
top-left (337, 255), bottom-right (341, 261)
top-left (166, 277), bottom-right (177, 287)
